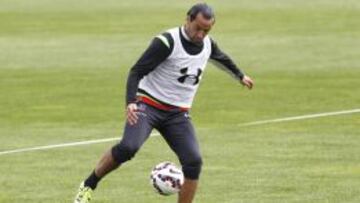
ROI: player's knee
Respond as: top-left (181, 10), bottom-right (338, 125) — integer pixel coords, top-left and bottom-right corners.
top-left (182, 155), bottom-right (203, 180)
top-left (111, 142), bottom-right (139, 164)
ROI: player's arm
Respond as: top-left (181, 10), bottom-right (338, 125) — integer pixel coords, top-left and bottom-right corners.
top-left (126, 33), bottom-right (174, 125)
top-left (209, 38), bottom-right (253, 89)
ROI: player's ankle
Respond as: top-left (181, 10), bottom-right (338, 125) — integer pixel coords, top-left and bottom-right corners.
top-left (84, 170), bottom-right (101, 190)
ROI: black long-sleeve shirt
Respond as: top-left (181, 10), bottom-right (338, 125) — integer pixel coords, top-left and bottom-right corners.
top-left (126, 27), bottom-right (244, 104)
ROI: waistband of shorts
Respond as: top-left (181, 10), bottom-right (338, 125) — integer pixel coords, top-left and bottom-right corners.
top-left (137, 96), bottom-right (189, 112)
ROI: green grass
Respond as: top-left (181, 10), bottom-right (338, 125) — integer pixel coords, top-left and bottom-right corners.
top-left (0, 0), bottom-right (359, 202)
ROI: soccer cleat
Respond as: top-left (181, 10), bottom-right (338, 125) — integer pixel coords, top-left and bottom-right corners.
top-left (74, 182), bottom-right (93, 203)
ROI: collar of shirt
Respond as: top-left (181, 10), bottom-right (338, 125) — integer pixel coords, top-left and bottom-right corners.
top-left (181, 26), bottom-right (191, 42)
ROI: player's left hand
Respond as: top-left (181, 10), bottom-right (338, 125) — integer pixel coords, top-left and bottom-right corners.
top-left (240, 75), bottom-right (254, 89)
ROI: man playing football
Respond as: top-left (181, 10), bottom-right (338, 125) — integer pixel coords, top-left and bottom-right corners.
top-left (74, 3), bottom-right (254, 203)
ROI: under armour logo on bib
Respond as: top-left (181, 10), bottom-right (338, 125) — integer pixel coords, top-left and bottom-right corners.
top-left (177, 67), bottom-right (202, 85)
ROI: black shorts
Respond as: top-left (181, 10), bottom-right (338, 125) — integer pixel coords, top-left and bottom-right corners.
top-left (112, 101), bottom-right (202, 179)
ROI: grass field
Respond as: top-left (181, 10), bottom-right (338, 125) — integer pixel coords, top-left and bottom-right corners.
top-left (1, 0), bottom-right (359, 202)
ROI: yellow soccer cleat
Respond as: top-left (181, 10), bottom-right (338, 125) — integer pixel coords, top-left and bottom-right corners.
top-left (74, 182), bottom-right (93, 203)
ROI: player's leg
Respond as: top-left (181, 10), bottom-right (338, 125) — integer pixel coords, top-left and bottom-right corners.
top-left (74, 102), bottom-right (155, 203)
top-left (179, 179), bottom-right (198, 203)
top-left (157, 111), bottom-right (202, 203)
top-left (90, 102), bottom-right (155, 187)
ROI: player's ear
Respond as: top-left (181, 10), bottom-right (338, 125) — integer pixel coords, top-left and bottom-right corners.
top-left (186, 16), bottom-right (191, 23)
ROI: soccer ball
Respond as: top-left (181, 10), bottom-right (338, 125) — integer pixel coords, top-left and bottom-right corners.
top-left (150, 161), bottom-right (184, 196)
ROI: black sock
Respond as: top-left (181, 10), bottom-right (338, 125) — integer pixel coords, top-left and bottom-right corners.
top-left (84, 170), bottom-right (101, 190)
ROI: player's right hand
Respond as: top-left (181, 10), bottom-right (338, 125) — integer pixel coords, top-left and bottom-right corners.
top-left (126, 103), bottom-right (138, 125)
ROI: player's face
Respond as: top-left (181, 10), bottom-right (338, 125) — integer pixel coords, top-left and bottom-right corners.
top-left (186, 13), bottom-right (215, 43)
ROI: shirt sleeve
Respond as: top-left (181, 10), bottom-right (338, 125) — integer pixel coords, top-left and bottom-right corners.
top-left (126, 32), bottom-right (174, 105)
top-left (209, 38), bottom-right (244, 80)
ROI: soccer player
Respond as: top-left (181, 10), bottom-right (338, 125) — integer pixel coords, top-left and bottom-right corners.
top-left (74, 3), bottom-right (254, 203)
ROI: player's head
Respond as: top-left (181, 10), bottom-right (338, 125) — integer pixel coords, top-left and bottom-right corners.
top-left (185, 3), bottom-right (215, 43)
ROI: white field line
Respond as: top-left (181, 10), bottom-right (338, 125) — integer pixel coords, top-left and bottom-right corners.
top-left (238, 108), bottom-right (360, 127)
top-left (0, 133), bottom-right (161, 156)
top-left (0, 108), bottom-right (359, 156)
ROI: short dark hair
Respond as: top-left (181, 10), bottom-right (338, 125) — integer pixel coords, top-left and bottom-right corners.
top-left (187, 3), bottom-right (215, 21)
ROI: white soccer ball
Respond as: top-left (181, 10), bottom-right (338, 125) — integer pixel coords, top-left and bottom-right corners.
top-left (150, 161), bottom-right (184, 196)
